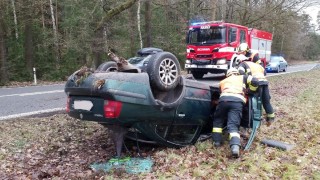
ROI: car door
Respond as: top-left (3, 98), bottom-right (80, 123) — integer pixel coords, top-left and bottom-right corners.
top-left (167, 85), bottom-right (212, 145)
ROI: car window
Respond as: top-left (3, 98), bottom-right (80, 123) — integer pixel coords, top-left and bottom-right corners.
top-left (127, 57), bottom-right (145, 64)
top-left (271, 56), bottom-right (282, 62)
top-left (155, 124), bottom-right (199, 144)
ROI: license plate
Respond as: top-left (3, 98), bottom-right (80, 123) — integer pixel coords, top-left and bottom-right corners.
top-left (74, 100), bottom-right (93, 111)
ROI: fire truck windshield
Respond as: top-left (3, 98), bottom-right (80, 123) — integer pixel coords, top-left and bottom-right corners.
top-left (187, 27), bottom-right (226, 45)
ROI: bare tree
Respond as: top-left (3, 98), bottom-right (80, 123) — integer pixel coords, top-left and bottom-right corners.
top-left (137, 0), bottom-right (143, 48)
top-left (128, 5), bottom-right (136, 56)
top-left (145, 0), bottom-right (152, 47)
top-left (0, 2), bottom-right (8, 84)
top-left (317, 10), bottom-right (320, 30)
top-left (96, 0), bottom-right (138, 30)
top-left (11, 0), bottom-right (18, 39)
top-left (49, 0), bottom-right (60, 68)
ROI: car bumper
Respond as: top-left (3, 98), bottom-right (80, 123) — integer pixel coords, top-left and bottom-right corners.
top-left (185, 64), bottom-right (228, 70)
top-left (266, 67), bottom-right (277, 71)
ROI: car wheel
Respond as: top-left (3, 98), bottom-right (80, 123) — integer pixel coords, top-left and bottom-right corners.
top-left (283, 66), bottom-right (287, 72)
top-left (191, 71), bottom-right (205, 79)
top-left (146, 52), bottom-right (181, 91)
top-left (96, 61), bottom-right (118, 72)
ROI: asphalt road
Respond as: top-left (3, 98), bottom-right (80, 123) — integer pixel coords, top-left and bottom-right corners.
top-left (0, 63), bottom-right (318, 121)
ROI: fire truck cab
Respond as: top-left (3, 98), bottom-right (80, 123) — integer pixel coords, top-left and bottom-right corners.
top-left (185, 21), bottom-right (272, 79)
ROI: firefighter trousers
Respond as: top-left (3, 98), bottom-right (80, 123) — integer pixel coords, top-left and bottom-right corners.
top-left (260, 85), bottom-right (274, 115)
top-left (212, 101), bottom-right (243, 146)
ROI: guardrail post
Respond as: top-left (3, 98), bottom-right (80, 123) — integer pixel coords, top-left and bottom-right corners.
top-left (33, 67), bottom-right (37, 85)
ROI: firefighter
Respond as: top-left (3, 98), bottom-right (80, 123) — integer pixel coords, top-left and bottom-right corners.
top-left (236, 56), bottom-right (275, 126)
top-left (237, 43), bottom-right (263, 66)
top-left (212, 68), bottom-right (258, 158)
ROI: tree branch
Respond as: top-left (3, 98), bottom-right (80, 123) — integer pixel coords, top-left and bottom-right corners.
top-left (96, 0), bottom-right (137, 31)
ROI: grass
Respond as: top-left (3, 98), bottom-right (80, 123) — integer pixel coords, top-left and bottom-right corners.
top-left (0, 69), bottom-right (320, 179)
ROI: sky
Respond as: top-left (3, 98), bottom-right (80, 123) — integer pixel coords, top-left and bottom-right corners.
top-left (304, 5), bottom-right (319, 28)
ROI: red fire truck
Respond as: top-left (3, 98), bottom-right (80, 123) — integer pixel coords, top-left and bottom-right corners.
top-left (185, 21), bottom-right (272, 79)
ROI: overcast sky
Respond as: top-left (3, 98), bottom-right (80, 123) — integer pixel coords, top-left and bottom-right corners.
top-left (304, 5), bottom-right (319, 25)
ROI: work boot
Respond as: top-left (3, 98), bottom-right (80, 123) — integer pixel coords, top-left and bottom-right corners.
top-left (231, 145), bottom-right (240, 158)
top-left (212, 130), bottom-right (223, 147)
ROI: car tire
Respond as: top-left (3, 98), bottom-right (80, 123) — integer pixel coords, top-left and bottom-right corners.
top-left (284, 66), bottom-right (287, 72)
top-left (96, 61), bottom-right (118, 72)
top-left (192, 71), bottom-right (205, 79)
top-left (146, 52), bottom-right (181, 91)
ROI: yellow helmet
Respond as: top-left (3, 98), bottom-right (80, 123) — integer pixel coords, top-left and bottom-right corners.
top-left (226, 68), bottom-right (239, 77)
top-left (237, 43), bottom-right (249, 53)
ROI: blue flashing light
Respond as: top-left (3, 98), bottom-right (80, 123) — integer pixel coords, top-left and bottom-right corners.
top-left (190, 20), bottom-right (224, 26)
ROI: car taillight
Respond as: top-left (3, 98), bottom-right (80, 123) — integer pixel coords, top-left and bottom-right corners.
top-left (66, 97), bottom-right (70, 113)
top-left (104, 100), bottom-right (122, 118)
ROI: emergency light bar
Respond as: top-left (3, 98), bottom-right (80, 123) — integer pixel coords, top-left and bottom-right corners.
top-left (191, 20), bottom-right (224, 26)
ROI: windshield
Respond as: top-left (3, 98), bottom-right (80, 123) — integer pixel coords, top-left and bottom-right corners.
top-left (186, 26), bottom-right (226, 45)
top-left (127, 57), bottom-right (145, 64)
top-left (270, 56), bottom-right (283, 62)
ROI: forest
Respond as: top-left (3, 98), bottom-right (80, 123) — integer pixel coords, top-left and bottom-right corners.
top-left (0, 0), bottom-right (319, 85)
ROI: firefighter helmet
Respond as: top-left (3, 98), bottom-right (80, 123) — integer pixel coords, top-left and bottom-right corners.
top-left (237, 43), bottom-right (249, 53)
top-left (226, 68), bottom-right (239, 77)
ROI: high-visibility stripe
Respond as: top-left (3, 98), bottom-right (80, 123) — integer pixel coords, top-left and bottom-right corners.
top-left (229, 132), bottom-right (240, 139)
top-left (212, 128), bottom-right (223, 133)
top-left (267, 113), bottom-right (275, 117)
top-left (249, 85), bottom-right (258, 91)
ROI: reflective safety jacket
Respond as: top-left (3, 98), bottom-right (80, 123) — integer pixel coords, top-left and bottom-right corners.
top-left (219, 75), bottom-right (258, 103)
top-left (238, 61), bottom-right (267, 84)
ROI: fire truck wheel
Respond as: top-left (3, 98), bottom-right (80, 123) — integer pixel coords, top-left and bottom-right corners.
top-left (146, 52), bottom-right (181, 91)
top-left (96, 61), bottom-right (118, 72)
top-left (191, 72), bottom-right (205, 79)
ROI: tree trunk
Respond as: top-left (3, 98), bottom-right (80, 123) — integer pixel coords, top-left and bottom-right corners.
top-left (93, 28), bottom-right (103, 68)
top-left (41, 0), bottom-right (45, 29)
top-left (137, 0), bottom-right (143, 49)
top-left (210, 0), bottom-right (217, 20)
top-left (49, 0), bottom-right (60, 69)
top-left (128, 5), bottom-right (136, 56)
top-left (24, 23), bottom-right (33, 76)
top-left (11, 0), bottom-right (18, 39)
top-left (144, 0), bottom-right (151, 47)
top-left (0, 14), bottom-right (8, 84)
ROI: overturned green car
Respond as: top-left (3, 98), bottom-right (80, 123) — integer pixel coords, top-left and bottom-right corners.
top-left (65, 50), bottom-right (261, 157)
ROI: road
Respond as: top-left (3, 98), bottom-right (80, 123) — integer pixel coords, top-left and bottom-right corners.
top-left (0, 63), bottom-right (318, 120)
